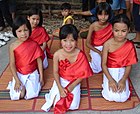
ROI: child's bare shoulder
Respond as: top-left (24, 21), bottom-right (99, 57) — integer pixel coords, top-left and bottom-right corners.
top-left (104, 38), bottom-right (113, 47)
top-left (89, 21), bottom-right (100, 31)
top-left (9, 41), bottom-right (17, 50)
top-left (90, 21), bottom-right (98, 28)
top-left (53, 49), bottom-right (63, 58)
top-left (9, 40), bottom-right (21, 51)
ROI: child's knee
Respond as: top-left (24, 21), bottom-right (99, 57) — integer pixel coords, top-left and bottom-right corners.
top-left (116, 95), bottom-right (129, 102)
top-left (69, 103), bottom-right (79, 110)
top-left (109, 93), bottom-right (129, 102)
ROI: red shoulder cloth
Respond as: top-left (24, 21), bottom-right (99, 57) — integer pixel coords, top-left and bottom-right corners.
top-left (91, 23), bottom-right (113, 46)
top-left (14, 39), bottom-right (44, 74)
top-left (107, 40), bottom-right (138, 68)
top-left (59, 50), bottom-right (93, 81)
top-left (30, 26), bottom-right (50, 45)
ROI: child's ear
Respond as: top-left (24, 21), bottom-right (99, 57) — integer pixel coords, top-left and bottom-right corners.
top-left (27, 16), bottom-right (30, 20)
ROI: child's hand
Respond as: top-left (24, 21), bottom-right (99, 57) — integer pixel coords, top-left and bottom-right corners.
top-left (40, 79), bottom-right (44, 87)
top-left (14, 80), bottom-right (22, 92)
top-left (108, 79), bottom-right (118, 92)
top-left (59, 87), bottom-right (67, 98)
top-left (118, 79), bottom-right (126, 93)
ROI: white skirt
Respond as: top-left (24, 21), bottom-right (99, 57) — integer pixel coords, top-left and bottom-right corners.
top-left (41, 77), bottom-right (81, 112)
top-left (102, 67), bottom-right (130, 102)
top-left (89, 46), bottom-right (103, 73)
top-left (43, 50), bottom-right (48, 69)
top-left (7, 70), bottom-right (41, 100)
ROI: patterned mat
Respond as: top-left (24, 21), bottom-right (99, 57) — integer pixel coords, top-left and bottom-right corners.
top-left (0, 38), bottom-right (139, 112)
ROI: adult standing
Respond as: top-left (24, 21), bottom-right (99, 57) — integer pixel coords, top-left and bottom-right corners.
top-left (0, 0), bottom-right (13, 31)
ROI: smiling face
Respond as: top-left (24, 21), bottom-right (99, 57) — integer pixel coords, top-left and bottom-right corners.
top-left (28, 14), bottom-right (40, 29)
top-left (113, 22), bottom-right (129, 42)
top-left (61, 34), bottom-right (77, 53)
top-left (16, 24), bottom-right (29, 42)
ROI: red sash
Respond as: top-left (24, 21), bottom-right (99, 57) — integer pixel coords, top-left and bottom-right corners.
top-left (54, 80), bottom-right (75, 114)
top-left (14, 39), bottom-right (44, 74)
top-left (91, 23), bottom-right (113, 46)
top-left (30, 26), bottom-right (50, 45)
top-left (107, 40), bottom-right (138, 68)
top-left (59, 50), bottom-right (93, 81)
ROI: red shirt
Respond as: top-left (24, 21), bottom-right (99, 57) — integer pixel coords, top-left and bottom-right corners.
top-left (107, 40), bottom-right (138, 68)
top-left (59, 50), bottom-right (93, 81)
top-left (14, 39), bottom-right (44, 74)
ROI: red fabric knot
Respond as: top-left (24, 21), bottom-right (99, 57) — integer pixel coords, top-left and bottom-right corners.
top-left (59, 59), bottom-right (71, 70)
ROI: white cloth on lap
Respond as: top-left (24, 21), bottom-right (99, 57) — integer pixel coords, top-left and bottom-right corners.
top-left (7, 70), bottom-right (41, 100)
top-left (41, 77), bottom-right (81, 112)
top-left (102, 67), bottom-right (130, 102)
top-left (89, 46), bottom-right (103, 73)
top-left (43, 50), bottom-right (48, 69)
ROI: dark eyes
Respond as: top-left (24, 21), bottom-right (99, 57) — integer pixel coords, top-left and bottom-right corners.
top-left (17, 29), bottom-right (28, 32)
top-left (32, 18), bottom-right (39, 21)
top-left (114, 30), bottom-right (127, 32)
top-left (63, 39), bottom-right (75, 42)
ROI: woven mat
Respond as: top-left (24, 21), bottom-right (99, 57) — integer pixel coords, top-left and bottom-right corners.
top-left (0, 38), bottom-right (139, 112)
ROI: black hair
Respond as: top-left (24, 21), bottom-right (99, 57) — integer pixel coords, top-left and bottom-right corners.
top-left (59, 24), bottom-right (78, 41)
top-left (96, 2), bottom-right (112, 21)
top-left (106, 0), bottom-right (113, 4)
top-left (28, 6), bottom-right (43, 26)
top-left (61, 3), bottom-right (71, 10)
top-left (112, 14), bottom-right (130, 28)
top-left (12, 16), bottom-right (31, 37)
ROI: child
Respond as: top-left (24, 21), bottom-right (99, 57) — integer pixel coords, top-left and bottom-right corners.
top-left (7, 16), bottom-right (44, 100)
top-left (76, 0), bottom-right (114, 39)
top-left (102, 14), bottom-right (138, 102)
top-left (86, 2), bottom-right (113, 73)
top-left (52, 3), bottom-right (74, 37)
top-left (27, 7), bottom-right (52, 67)
top-left (41, 24), bottom-right (93, 113)
top-left (74, 0), bottom-right (113, 24)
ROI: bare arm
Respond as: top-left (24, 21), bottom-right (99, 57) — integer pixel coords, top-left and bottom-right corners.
top-left (86, 24), bottom-right (102, 55)
top-left (73, 10), bottom-right (92, 16)
top-left (65, 18), bottom-right (73, 24)
top-left (9, 44), bottom-right (22, 91)
top-left (40, 42), bottom-right (47, 51)
top-left (102, 42), bottom-right (118, 92)
top-left (37, 57), bottom-right (44, 86)
top-left (53, 52), bottom-right (67, 97)
top-left (67, 78), bottom-right (82, 92)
